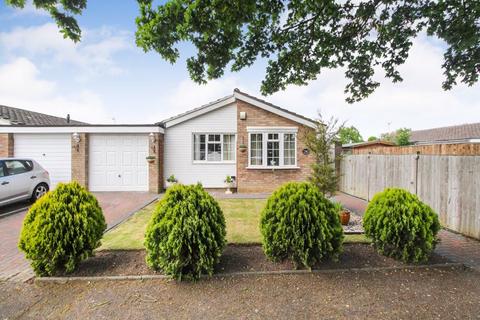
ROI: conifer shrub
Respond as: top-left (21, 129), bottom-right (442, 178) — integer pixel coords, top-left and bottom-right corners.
top-left (18, 182), bottom-right (106, 276)
top-left (145, 184), bottom-right (226, 280)
top-left (363, 188), bottom-right (441, 263)
top-left (260, 182), bottom-right (344, 268)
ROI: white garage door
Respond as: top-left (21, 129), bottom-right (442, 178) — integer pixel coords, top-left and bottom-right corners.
top-left (14, 133), bottom-right (72, 188)
top-left (89, 134), bottom-right (149, 191)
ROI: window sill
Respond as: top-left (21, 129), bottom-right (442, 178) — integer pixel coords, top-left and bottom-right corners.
top-left (246, 166), bottom-right (300, 170)
top-left (193, 161), bottom-right (236, 165)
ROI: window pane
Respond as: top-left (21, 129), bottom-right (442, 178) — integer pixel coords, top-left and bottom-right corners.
top-left (284, 133), bottom-right (296, 165)
top-left (208, 134), bottom-right (221, 142)
top-left (250, 133), bottom-right (263, 165)
top-left (194, 134), bottom-right (206, 160)
top-left (0, 162), bottom-right (4, 177)
top-left (223, 134), bottom-right (235, 161)
top-left (207, 142), bottom-right (221, 161)
top-left (267, 141), bottom-right (279, 166)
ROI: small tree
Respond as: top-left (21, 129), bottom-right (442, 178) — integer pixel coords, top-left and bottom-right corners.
top-left (395, 128), bottom-right (411, 146)
top-left (368, 136), bottom-right (377, 141)
top-left (380, 128), bottom-right (411, 146)
top-left (303, 113), bottom-right (343, 196)
top-left (338, 126), bottom-right (363, 145)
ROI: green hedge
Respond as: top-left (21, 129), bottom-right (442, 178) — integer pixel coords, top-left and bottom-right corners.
top-left (260, 182), bottom-right (344, 268)
top-left (18, 182), bottom-right (106, 276)
top-left (144, 184), bottom-right (226, 280)
top-left (363, 188), bottom-right (441, 263)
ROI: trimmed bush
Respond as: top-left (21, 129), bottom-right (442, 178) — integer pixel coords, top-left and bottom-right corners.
top-left (260, 182), bottom-right (344, 268)
top-left (145, 184), bottom-right (226, 280)
top-left (18, 182), bottom-right (106, 276)
top-left (363, 188), bottom-right (441, 263)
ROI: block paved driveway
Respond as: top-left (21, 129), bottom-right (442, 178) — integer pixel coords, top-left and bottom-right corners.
top-left (334, 192), bottom-right (480, 271)
top-left (0, 192), bottom-right (158, 282)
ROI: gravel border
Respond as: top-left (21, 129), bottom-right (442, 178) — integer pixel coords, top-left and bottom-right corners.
top-left (35, 262), bottom-right (466, 283)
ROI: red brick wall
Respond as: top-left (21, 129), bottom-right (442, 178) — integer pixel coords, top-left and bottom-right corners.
top-left (0, 133), bottom-right (13, 157)
top-left (71, 133), bottom-right (88, 187)
top-left (236, 100), bottom-right (315, 193)
top-left (0, 133), bottom-right (14, 158)
top-left (148, 133), bottom-right (164, 193)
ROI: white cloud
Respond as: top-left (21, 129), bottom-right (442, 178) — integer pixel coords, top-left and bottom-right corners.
top-left (0, 23), bottom-right (131, 79)
top-left (155, 77), bottom-right (257, 121)
top-left (5, 0), bottom-right (49, 17)
top-left (0, 58), bottom-right (112, 123)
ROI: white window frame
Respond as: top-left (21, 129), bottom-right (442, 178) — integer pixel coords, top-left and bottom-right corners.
top-left (247, 127), bottom-right (299, 169)
top-left (192, 133), bottom-right (236, 164)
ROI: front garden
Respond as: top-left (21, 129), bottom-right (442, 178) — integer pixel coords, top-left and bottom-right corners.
top-left (100, 198), bottom-right (368, 250)
top-left (17, 181), bottom-right (450, 281)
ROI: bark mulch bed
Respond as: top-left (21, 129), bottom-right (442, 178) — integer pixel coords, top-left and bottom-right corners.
top-left (65, 244), bottom-right (451, 277)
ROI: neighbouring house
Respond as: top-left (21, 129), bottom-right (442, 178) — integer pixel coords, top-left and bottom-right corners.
top-left (410, 122), bottom-right (480, 145)
top-left (342, 140), bottom-right (395, 154)
top-left (0, 89), bottom-right (316, 193)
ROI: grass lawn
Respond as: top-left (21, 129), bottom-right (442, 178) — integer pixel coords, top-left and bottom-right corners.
top-left (99, 199), bottom-right (369, 250)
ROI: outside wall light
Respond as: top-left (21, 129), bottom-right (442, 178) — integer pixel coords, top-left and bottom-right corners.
top-left (72, 132), bottom-right (81, 152)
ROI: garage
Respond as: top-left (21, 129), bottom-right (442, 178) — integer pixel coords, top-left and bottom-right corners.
top-left (89, 134), bottom-right (149, 191)
top-left (14, 133), bottom-right (72, 188)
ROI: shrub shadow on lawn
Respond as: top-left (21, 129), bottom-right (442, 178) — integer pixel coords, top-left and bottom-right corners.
top-left (63, 244), bottom-right (451, 278)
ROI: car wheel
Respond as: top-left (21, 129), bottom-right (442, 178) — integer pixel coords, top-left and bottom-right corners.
top-left (31, 183), bottom-right (49, 202)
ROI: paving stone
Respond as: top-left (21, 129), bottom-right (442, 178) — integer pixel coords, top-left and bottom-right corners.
top-left (335, 192), bottom-right (480, 271)
top-left (0, 192), bottom-right (158, 282)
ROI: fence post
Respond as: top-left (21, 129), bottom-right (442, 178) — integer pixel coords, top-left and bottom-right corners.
top-left (415, 151), bottom-right (420, 195)
top-left (367, 152), bottom-right (371, 201)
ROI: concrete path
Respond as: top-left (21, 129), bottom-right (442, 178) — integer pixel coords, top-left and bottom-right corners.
top-left (0, 192), bottom-right (158, 282)
top-left (335, 192), bottom-right (480, 271)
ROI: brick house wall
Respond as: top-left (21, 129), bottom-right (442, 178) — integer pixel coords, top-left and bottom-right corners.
top-left (236, 100), bottom-right (315, 193)
top-left (148, 133), bottom-right (164, 193)
top-left (71, 133), bottom-right (89, 187)
top-left (0, 133), bottom-right (14, 158)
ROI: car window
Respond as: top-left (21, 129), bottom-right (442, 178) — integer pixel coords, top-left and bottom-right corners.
top-left (4, 160), bottom-right (33, 175)
top-left (0, 162), bottom-right (4, 177)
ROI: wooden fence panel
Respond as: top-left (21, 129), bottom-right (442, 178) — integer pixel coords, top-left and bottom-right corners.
top-left (340, 154), bottom-right (480, 239)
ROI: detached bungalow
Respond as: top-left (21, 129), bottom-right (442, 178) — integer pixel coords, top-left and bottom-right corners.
top-left (0, 89), bottom-right (316, 193)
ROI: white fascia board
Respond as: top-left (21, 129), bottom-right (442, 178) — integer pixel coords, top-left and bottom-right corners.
top-left (247, 126), bottom-right (298, 133)
top-left (234, 92), bottom-right (317, 128)
top-left (0, 126), bottom-right (164, 134)
top-left (163, 96), bottom-right (236, 128)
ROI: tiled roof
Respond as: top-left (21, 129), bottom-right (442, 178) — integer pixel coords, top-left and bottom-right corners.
top-left (0, 105), bottom-right (86, 126)
top-left (342, 140), bottom-right (395, 148)
top-left (410, 123), bottom-right (480, 143)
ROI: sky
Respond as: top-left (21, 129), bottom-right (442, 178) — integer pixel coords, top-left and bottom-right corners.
top-left (0, 1), bottom-right (479, 138)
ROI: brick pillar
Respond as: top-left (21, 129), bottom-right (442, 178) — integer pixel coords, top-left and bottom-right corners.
top-left (71, 133), bottom-right (89, 188)
top-left (148, 133), bottom-right (164, 194)
top-left (0, 133), bottom-right (14, 157)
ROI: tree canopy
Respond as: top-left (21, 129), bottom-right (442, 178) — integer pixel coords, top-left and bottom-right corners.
top-left (381, 127), bottom-right (411, 145)
top-left (338, 126), bottom-right (364, 144)
top-left (7, 0), bottom-right (480, 102)
top-left (6, 0), bottom-right (86, 42)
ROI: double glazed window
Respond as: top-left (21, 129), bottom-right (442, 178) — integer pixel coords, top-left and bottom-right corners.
top-left (193, 134), bottom-right (236, 162)
top-left (248, 131), bottom-right (297, 167)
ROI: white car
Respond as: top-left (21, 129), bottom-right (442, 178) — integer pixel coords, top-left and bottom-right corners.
top-left (0, 158), bottom-right (51, 207)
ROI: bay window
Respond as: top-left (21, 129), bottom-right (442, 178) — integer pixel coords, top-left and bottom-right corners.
top-left (248, 129), bottom-right (297, 168)
top-left (193, 133), bottom-right (236, 162)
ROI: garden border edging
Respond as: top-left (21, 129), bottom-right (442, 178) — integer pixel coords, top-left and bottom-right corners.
top-left (34, 262), bottom-right (466, 283)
